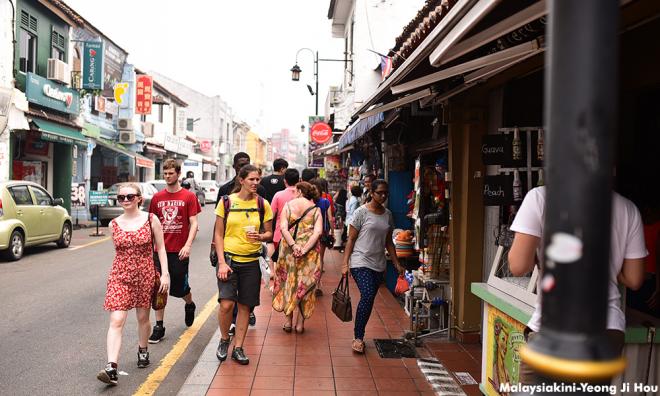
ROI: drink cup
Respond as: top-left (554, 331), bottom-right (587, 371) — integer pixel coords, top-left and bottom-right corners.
top-left (243, 225), bottom-right (256, 236)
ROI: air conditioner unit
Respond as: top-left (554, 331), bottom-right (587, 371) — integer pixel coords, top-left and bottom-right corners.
top-left (142, 121), bottom-right (154, 137)
top-left (117, 118), bottom-right (133, 130)
top-left (119, 130), bottom-right (136, 144)
top-left (47, 58), bottom-right (70, 85)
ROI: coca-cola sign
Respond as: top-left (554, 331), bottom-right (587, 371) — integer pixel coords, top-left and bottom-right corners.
top-left (310, 122), bottom-right (332, 145)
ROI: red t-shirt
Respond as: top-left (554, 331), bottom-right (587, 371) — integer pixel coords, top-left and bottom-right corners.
top-left (149, 188), bottom-right (200, 253)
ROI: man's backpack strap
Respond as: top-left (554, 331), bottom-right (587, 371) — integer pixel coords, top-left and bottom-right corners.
top-left (257, 195), bottom-right (265, 232)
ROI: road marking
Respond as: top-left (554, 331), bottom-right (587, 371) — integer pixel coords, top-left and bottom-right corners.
top-left (68, 236), bottom-right (111, 250)
top-left (133, 293), bottom-right (218, 396)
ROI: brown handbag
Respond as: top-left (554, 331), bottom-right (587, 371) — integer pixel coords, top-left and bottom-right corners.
top-left (331, 275), bottom-right (352, 322)
top-left (149, 214), bottom-right (168, 310)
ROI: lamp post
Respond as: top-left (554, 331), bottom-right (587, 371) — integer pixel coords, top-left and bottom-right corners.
top-left (290, 48), bottom-right (350, 116)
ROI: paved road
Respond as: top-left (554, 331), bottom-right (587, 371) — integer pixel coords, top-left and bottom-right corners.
top-left (0, 205), bottom-right (221, 396)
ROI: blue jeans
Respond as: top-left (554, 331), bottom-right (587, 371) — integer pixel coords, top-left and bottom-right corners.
top-left (350, 267), bottom-right (383, 340)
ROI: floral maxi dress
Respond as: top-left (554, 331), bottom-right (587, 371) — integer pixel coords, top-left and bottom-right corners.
top-left (272, 206), bottom-right (321, 319)
top-left (104, 215), bottom-right (156, 311)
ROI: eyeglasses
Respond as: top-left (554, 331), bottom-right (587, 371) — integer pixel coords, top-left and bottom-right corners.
top-left (117, 194), bottom-right (139, 201)
top-left (373, 190), bottom-right (389, 197)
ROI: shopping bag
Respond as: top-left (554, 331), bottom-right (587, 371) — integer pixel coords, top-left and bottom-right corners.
top-left (394, 275), bottom-right (410, 295)
top-left (259, 256), bottom-right (271, 289)
top-left (331, 275), bottom-right (352, 322)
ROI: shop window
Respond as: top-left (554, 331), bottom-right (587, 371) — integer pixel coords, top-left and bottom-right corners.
top-left (51, 30), bottom-right (66, 61)
top-left (8, 186), bottom-right (34, 206)
top-left (30, 186), bottom-right (53, 206)
top-left (140, 114), bottom-right (147, 122)
top-left (158, 105), bottom-right (164, 123)
top-left (186, 118), bottom-right (194, 131)
top-left (18, 28), bottom-right (37, 73)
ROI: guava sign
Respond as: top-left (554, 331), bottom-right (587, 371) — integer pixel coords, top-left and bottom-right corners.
top-left (310, 122), bottom-right (332, 145)
top-left (83, 41), bottom-right (105, 90)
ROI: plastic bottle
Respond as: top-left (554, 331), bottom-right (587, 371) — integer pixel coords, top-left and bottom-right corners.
top-left (512, 127), bottom-right (522, 161)
top-left (513, 170), bottom-right (522, 202)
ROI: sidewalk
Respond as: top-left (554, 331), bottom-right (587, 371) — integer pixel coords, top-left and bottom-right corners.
top-left (178, 249), bottom-right (482, 396)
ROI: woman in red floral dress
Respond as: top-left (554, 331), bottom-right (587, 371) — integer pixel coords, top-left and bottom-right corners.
top-left (97, 183), bottom-right (169, 386)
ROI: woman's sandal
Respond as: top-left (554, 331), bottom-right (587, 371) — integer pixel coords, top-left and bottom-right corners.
top-left (283, 322), bottom-right (293, 333)
top-left (352, 339), bottom-right (365, 354)
top-left (295, 318), bottom-right (305, 334)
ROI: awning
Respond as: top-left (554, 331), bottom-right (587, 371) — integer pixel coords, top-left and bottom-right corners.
top-left (94, 137), bottom-right (154, 169)
top-left (311, 142), bottom-right (339, 157)
top-left (145, 143), bottom-right (166, 154)
top-left (31, 119), bottom-right (86, 146)
top-left (360, 88), bottom-right (434, 119)
top-left (338, 112), bottom-right (385, 149)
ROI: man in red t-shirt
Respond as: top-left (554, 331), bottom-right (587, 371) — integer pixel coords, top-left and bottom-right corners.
top-left (148, 159), bottom-right (200, 343)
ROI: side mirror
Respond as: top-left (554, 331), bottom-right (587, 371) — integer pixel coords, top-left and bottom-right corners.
top-left (54, 198), bottom-right (64, 206)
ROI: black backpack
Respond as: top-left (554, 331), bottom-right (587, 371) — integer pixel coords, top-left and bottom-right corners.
top-left (210, 195), bottom-right (265, 266)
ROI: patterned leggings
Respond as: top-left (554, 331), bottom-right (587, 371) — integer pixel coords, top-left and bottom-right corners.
top-left (350, 267), bottom-right (384, 340)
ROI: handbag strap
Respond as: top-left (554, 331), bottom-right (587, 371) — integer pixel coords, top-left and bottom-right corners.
top-left (336, 274), bottom-right (350, 296)
top-left (289, 204), bottom-right (316, 240)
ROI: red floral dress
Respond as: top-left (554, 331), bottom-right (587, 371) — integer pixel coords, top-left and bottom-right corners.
top-left (104, 215), bottom-right (157, 311)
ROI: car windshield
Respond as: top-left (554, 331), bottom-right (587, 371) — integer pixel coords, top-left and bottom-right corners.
top-left (199, 181), bottom-right (217, 188)
top-left (151, 182), bottom-right (166, 192)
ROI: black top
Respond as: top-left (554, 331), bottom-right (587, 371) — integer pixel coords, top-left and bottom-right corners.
top-left (215, 177), bottom-right (267, 207)
top-left (259, 174), bottom-right (286, 203)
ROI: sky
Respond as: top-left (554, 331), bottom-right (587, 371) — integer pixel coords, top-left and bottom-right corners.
top-left (65, 0), bottom-right (346, 142)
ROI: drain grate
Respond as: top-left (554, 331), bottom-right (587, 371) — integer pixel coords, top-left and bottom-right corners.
top-left (373, 338), bottom-right (418, 358)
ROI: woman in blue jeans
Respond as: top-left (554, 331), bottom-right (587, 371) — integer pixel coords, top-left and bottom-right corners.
top-left (342, 179), bottom-right (404, 353)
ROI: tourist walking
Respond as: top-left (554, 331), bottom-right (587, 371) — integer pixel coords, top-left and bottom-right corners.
top-left (311, 178), bottom-right (334, 296)
top-left (342, 179), bottom-right (403, 353)
top-left (270, 168), bottom-right (300, 263)
top-left (98, 183), bottom-right (170, 386)
top-left (148, 159), bottom-right (200, 343)
top-left (272, 182), bottom-right (323, 333)
top-left (260, 158), bottom-right (288, 202)
top-left (214, 164), bottom-right (274, 365)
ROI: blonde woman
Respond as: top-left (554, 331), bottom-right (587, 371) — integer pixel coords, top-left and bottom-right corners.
top-left (98, 183), bottom-right (169, 386)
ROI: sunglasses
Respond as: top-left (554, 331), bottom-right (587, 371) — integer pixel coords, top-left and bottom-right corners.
top-left (373, 190), bottom-right (389, 197)
top-left (117, 194), bottom-right (139, 201)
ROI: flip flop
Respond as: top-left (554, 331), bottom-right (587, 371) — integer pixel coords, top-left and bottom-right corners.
top-left (352, 339), bottom-right (365, 354)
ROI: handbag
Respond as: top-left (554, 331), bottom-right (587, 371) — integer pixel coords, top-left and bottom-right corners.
top-left (149, 214), bottom-right (168, 310)
top-left (331, 275), bottom-right (352, 322)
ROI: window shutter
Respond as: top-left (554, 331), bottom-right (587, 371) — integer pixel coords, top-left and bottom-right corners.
top-left (20, 11), bottom-right (29, 29)
top-left (58, 33), bottom-right (65, 48)
top-left (30, 16), bottom-right (37, 32)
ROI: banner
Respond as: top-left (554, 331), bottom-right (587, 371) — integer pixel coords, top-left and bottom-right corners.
top-left (135, 75), bottom-right (153, 115)
top-left (484, 305), bottom-right (526, 396)
top-left (82, 41), bottom-right (105, 90)
top-left (307, 115), bottom-right (325, 168)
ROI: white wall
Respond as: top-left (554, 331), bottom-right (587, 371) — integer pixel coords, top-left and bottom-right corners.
top-left (0, 1), bottom-right (14, 182)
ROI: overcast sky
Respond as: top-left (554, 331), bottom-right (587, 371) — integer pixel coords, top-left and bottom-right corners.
top-left (65, 0), bottom-right (346, 141)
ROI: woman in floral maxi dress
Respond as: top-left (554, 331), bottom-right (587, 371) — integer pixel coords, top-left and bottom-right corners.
top-left (272, 182), bottom-right (323, 333)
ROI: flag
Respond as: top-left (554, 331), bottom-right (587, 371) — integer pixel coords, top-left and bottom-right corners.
top-left (380, 55), bottom-right (393, 81)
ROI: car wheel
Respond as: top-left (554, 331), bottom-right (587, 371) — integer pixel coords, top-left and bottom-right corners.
top-left (57, 222), bottom-right (72, 248)
top-left (4, 230), bottom-right (24, 261)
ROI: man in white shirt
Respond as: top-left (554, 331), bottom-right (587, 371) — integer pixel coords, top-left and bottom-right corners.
top-left (508, 186), bottom-right (647, 384)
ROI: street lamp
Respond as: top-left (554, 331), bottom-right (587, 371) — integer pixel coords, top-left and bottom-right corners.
top-left (290, 48), bottom-right (350, 116)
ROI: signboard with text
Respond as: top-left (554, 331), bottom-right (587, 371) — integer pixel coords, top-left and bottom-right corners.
top-left (25, 73), bottom-right (80, 115)
top-left (71, 183), bottom-right (86, 207)
top-left (135, 75), bottom-right (153, 115)
top-left (307, 116), bottom-right (325, 168)
top-left (310, 122), bottom-right (332, 144)
top-left (89, 191), bottom-right (109, 206)
top-left (82, 41), bottom-right (105, 90)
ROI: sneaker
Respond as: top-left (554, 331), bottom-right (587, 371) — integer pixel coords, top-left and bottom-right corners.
top-left (248, 312), bottom-right (256, 326)
top-left (97, 363), bottom-right (118, 386)
top-left (148, 324), bottom-right (165, 344)
top-left (228, 323), bottom-right (236, 337)
top-left (137, 349), bottom-right (150, 368)
top-left (231, 347), bottom-right (249, 365)
top-left (185, 302), bottom-right (196, 327)
top-left (216, 338), bottom-right (231, 361)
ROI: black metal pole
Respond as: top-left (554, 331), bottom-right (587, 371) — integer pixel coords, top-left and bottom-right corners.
top-left (315, 51), bottom-right (319, 116)
top-left (522, 0), bottom-right (622, 384)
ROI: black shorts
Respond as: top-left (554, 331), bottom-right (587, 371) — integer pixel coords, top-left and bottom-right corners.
top-left (216, 258), bottom-right (261, 308)
top-left (154, 252), bottom-right (191, 298)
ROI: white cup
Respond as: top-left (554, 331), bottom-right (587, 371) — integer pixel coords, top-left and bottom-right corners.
top-left (243, 225), bottom-right (256, 235)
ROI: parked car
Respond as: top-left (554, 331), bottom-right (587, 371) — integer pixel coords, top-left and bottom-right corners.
top-left (0, 181), bottom-right (72, 261)
top-left (97, 182), bottom-right (158, 227)
top-left (147, 179), bottom-right (205, 207)
top-left (198, 180), bottom-right (220, 203)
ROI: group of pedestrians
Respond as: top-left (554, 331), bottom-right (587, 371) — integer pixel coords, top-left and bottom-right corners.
top-left (97, 152), bottom-right (401, 386)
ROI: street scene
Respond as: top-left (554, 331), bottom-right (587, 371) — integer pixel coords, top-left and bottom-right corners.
top-left (1, 1), bottom-right (659, 396)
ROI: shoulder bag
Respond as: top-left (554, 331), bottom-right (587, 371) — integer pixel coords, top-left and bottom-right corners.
top-left (331, 275), bottom-right (352, 322)
top-left (149, 213), bottom-right (168, 310)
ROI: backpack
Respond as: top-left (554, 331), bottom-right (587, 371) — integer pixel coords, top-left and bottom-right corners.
top-left (210, 194), bottom-right (265, 266)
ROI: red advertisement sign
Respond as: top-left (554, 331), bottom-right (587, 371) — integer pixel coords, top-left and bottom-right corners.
top-left (135, 75), bottom-right (153, 115)
top-left (310, 122), bottom-right (332, 144)
top-left (199, 140), bottom-right (212, 153)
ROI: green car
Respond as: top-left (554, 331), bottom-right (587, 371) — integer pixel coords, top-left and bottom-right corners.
top-left (0, 181), bottom-right (72, 261)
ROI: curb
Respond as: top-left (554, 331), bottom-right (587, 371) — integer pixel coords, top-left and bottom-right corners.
top-left (176, 329), bottom-right (220, 396)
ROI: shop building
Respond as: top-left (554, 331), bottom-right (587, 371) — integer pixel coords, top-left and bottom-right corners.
top-left (327, 0), bottom-right (660, 392)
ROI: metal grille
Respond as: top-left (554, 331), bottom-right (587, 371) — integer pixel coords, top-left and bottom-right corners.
top-left (373, 339), bottom-right (418, 359)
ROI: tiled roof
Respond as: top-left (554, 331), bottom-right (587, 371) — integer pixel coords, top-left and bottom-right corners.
top-left (390, 0), bottom-right (456, 70)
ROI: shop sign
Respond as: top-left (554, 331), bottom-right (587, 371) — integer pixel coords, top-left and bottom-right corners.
top-left (203, 163), bottom-right (217, 173)
top-left (310, 122), bottom-right (332, 144)
top-left (25, 73), bottom-right (80, 115)
top-left (164, 135), bottom-right (179, 152)
top-left (482, 135), bottom-right (510, 165)
top-left (105, 100), bottom-right (118, 115)
top-left (94, 96), bottom-right (106, 112)
top-left (178, 139), bottom-right (194, 156)
top-left (136, 156), bottom-right (154, 169)
top-left (82, 41), bottom-right (105, 90)
top-left (307, 116), bottom-right (325, 168)
top-left (135, 75), bottom-right (153, 115)
top-left (175, 107), bottom-right (186, 135)
top-left (483, 175), bottom-right (514, 206)
top-left (89, 190), bottom-right (109, 206)
top-left (325, 155), bottom-right (341, 170)
top-left (484, 305), bottom-right (526, 396)
top-left (114, 82), bottom-right (130, 108)
top-left (71, 183), bottom-right (86, 207)
top-left (24, 133), bottom-right (50, 156)
top-left (199, 140), bottom-right (212, 153)
top-left (101, 40), bottom-right (127, 97)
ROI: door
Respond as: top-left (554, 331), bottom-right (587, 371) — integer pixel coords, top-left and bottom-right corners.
top-left (7, 185), bottom-right (42, 242)
top-left (29, 186), bottom-right (60, 239)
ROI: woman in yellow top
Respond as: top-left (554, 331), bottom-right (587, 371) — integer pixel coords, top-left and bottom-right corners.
top-left (214, 164), bottom-right (273, 365)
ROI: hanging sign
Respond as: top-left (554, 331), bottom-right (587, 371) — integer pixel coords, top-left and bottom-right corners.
top-left (310, 122), bottom-right (332, 144)
top-left (481, 135), bottom-right (510, 165)
top-left (114, 82), bottom-right (130, 108)
top-left (307, 116), bottom-right (325, 168)
top-left (135, 75), bottom-right (153, 115)
top-left (199, 140), bottom-right (212, 153)
top-left (483, 175), bottom-right (514, 206)
top-left (82, 41), bottom-right (105, 90)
